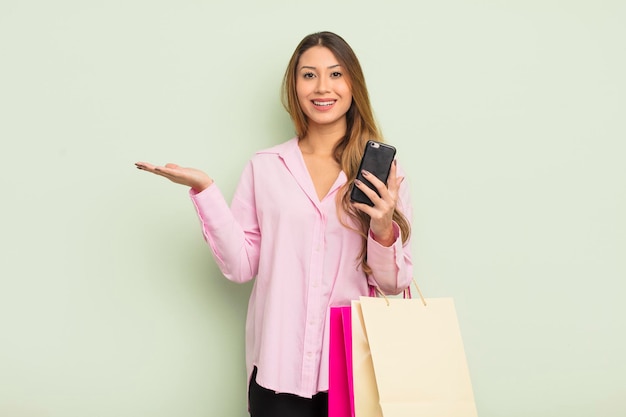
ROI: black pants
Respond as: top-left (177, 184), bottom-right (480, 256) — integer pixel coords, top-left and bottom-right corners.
top-left (248, 367), bottom-right (328, 417)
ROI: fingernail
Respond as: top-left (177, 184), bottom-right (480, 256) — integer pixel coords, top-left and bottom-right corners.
top-left (394, 159), bottom-right (397, 166)
top-left (354, 179), bottom-right (362, 186)
top-left (361, 170), bottom-right (370, 176)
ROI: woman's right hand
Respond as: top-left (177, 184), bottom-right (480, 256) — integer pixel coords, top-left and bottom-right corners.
top-left (135, 162), bottom-right (214, 193)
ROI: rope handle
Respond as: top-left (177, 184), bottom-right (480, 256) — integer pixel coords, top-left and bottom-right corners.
top-left (371, 278), bottom-right (427, 307)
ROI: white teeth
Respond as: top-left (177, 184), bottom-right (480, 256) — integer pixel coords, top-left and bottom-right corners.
top-left (313, 101), bottom-right (334, 106)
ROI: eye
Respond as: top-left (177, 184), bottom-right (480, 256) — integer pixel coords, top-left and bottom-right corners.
top-left (330, 71), bottom-right (342, 78)
top-left (302, 72), bottom-right (315, 79)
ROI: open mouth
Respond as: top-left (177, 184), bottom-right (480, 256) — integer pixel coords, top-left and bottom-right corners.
top-left (312, 100), bottom-right (336, 109)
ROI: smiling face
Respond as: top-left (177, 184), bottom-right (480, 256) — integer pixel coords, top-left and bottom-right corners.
top-left (295, 46), bottom-right (353, 135)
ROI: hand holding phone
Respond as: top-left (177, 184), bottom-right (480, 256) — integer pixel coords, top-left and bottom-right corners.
top-left (350, 140), bottom-right (397, 206)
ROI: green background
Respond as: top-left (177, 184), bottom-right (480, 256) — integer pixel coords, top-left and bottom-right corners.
top-left (1, 1), bottom-right (624, 416)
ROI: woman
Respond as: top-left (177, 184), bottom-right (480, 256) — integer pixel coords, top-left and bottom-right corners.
top-left (136, 31), bottom-right (413, 417)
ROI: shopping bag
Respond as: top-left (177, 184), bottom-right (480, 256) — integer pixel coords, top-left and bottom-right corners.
top-left (351, 299), bottom-right (383, 417)
top-left (356, 291), bottom-right (478, 417)
top-left (329, 306), bottom-right (355, 417)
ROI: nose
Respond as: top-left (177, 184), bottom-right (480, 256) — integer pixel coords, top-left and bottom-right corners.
top-left (315, 76), bottom-right (330, 94)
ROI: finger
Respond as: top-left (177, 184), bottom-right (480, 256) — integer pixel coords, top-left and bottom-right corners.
top-left (361, 170), bottom-right (391, 201)
top-left (388, 165), bottom-right (406, 200)
top-left (136, 162), bottom-right (170, 178)
top-left (136, 162), bottom-right (180, 181)
top-left (135, 161), bottom-right (156, 171)
top-left (352, 198), bottom-right (390, 223)
top-left (351, 200), bottom-right (374, 216)
top-left (355, 178), bottom-right (382, 204)
top-left (386, 161), bottom-right (402, 191)
top-left (387, 174), bottom-right (403, 195)
top-left (361, 170), bottom-right (384, 189)
top-left (153, 165), bottom-right (179, 178)
top-left (388, 159), bottom-right (397, 184)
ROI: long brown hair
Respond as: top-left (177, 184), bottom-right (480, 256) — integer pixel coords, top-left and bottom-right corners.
top-left (281, 31), bottom-right (410, 274)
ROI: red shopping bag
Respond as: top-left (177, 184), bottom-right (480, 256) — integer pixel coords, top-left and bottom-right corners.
top-left (329, 306), bottom-right (354, 417)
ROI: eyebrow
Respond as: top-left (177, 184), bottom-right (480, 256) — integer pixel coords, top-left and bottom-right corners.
top-left (299, 64), bottom-right (342, 71)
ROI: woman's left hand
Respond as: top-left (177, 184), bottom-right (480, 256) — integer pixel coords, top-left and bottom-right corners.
top-left (352, 160), bottom-right (404, 247)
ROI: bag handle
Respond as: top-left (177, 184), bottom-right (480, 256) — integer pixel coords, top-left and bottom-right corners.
top-left (371, 278), bottom-right (427, 307)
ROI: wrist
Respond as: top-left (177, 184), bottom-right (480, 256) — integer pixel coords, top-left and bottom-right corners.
top-left (371, 227), bottom-right (395, 247)
top-left (192, 179), bottom-right (214, 193)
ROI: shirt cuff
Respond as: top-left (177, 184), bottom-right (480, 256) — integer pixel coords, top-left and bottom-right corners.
top-left (367, 222), bottom-right (401, 267)
top-left (368, 222), bottom-right (400, 247)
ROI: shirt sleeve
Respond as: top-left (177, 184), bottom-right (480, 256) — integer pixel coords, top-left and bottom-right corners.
top-left (366, 168), bottom-right (414, 295)
top-left (189, 161), bottom-right (261, 283)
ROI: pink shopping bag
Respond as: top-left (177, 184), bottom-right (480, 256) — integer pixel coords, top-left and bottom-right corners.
top-left (329, 306), bottom-right (355, 417)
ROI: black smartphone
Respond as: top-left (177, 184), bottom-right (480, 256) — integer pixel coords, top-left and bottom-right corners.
top-left (350, 140), bottom-right (397, 206)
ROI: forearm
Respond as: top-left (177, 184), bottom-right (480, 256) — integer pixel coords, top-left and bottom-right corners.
top-left (367, 222), bottom-right (413, 295)
top-left (190, 184), bottom-right (260, 283)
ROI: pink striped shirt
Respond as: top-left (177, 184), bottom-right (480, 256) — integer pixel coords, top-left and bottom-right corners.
top-left (190, 137), bottom-right (413, 398)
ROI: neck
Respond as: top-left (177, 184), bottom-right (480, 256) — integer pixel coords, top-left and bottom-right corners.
top-left (300, 120), bottom-right (347, 156)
